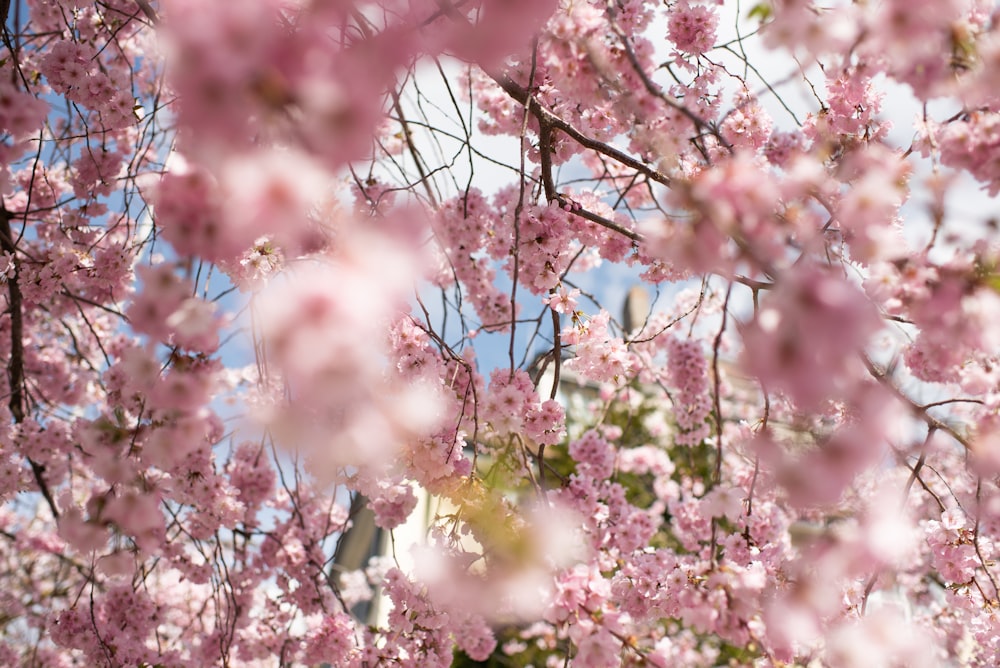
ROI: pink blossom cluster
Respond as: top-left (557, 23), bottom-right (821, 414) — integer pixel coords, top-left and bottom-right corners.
top-left (7, 0), bottom-right (1000, 665)
top-left (0, 75), bottom-right (48, 140)
top-left (433, 190), bottom-right (517, 330)
top-left (40, 40), bottom-right (137, 129)
top-left (741, 265), bottom-right (882, 409)
top-left (666, 336), bottom-right (712, 446)
top-left (667, 1), bottom-right (719, 55)
top-left (378, 567), bottom-right (498, 665)
top-left (563, 311), bottom-right (639, 386)
top-left (933, 112), bottom-right (1000, 195)
top-left (500, 198), bottom-right (578, 295)
top-left (481, 368), bottom-right (566, 448)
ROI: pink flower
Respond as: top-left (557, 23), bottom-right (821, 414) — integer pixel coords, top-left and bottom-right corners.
top-left (741, 265), bottom-right (881, 409)
top-left (543, 286), bottom-right (581, 314)
top-left (668, 1), bottom-right (719, 55)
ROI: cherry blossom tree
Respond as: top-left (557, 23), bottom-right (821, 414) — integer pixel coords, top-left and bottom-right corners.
top-left (2, 0), bottom-right (1000, 665)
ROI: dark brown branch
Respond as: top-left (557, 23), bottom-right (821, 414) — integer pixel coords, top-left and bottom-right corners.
top-left (556, 195), bottom-right (641, 242)
top-left (890, 443), bottom-right (947, 514)
top-left (863, 355), bottom-right (971, 453)
top-left (734, 275), bottom-right (772, 291)
top-left (536, 119), bottom-right (641, 242)
top-left (0, 207), bottom-right (59, 520)
top-left (549, 304), bottom-right (562, 402)
top-left (0, 208), bottom-right (23, 424)
top-left (605, 16), bottom-right (723, 161)
top-left (389, 89), bottom-right (439, 207)
top-left (133, 0), bottom-right (159, 24)
top-left (973, 479), bottom-right (1000, 602)
top-left (537, 121), bottom-right (558, 202)
top-left (709, 283), bottom-right (732, 565)
top-left (491, 72), bottom-right (672, 189)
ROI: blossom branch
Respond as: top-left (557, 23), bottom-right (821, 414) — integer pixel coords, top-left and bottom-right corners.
top-left (0, 207), bottom-right (59, 520)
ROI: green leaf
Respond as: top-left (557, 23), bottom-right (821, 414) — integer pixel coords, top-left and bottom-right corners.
top-left (746, 2), bottom-right (772, 22)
